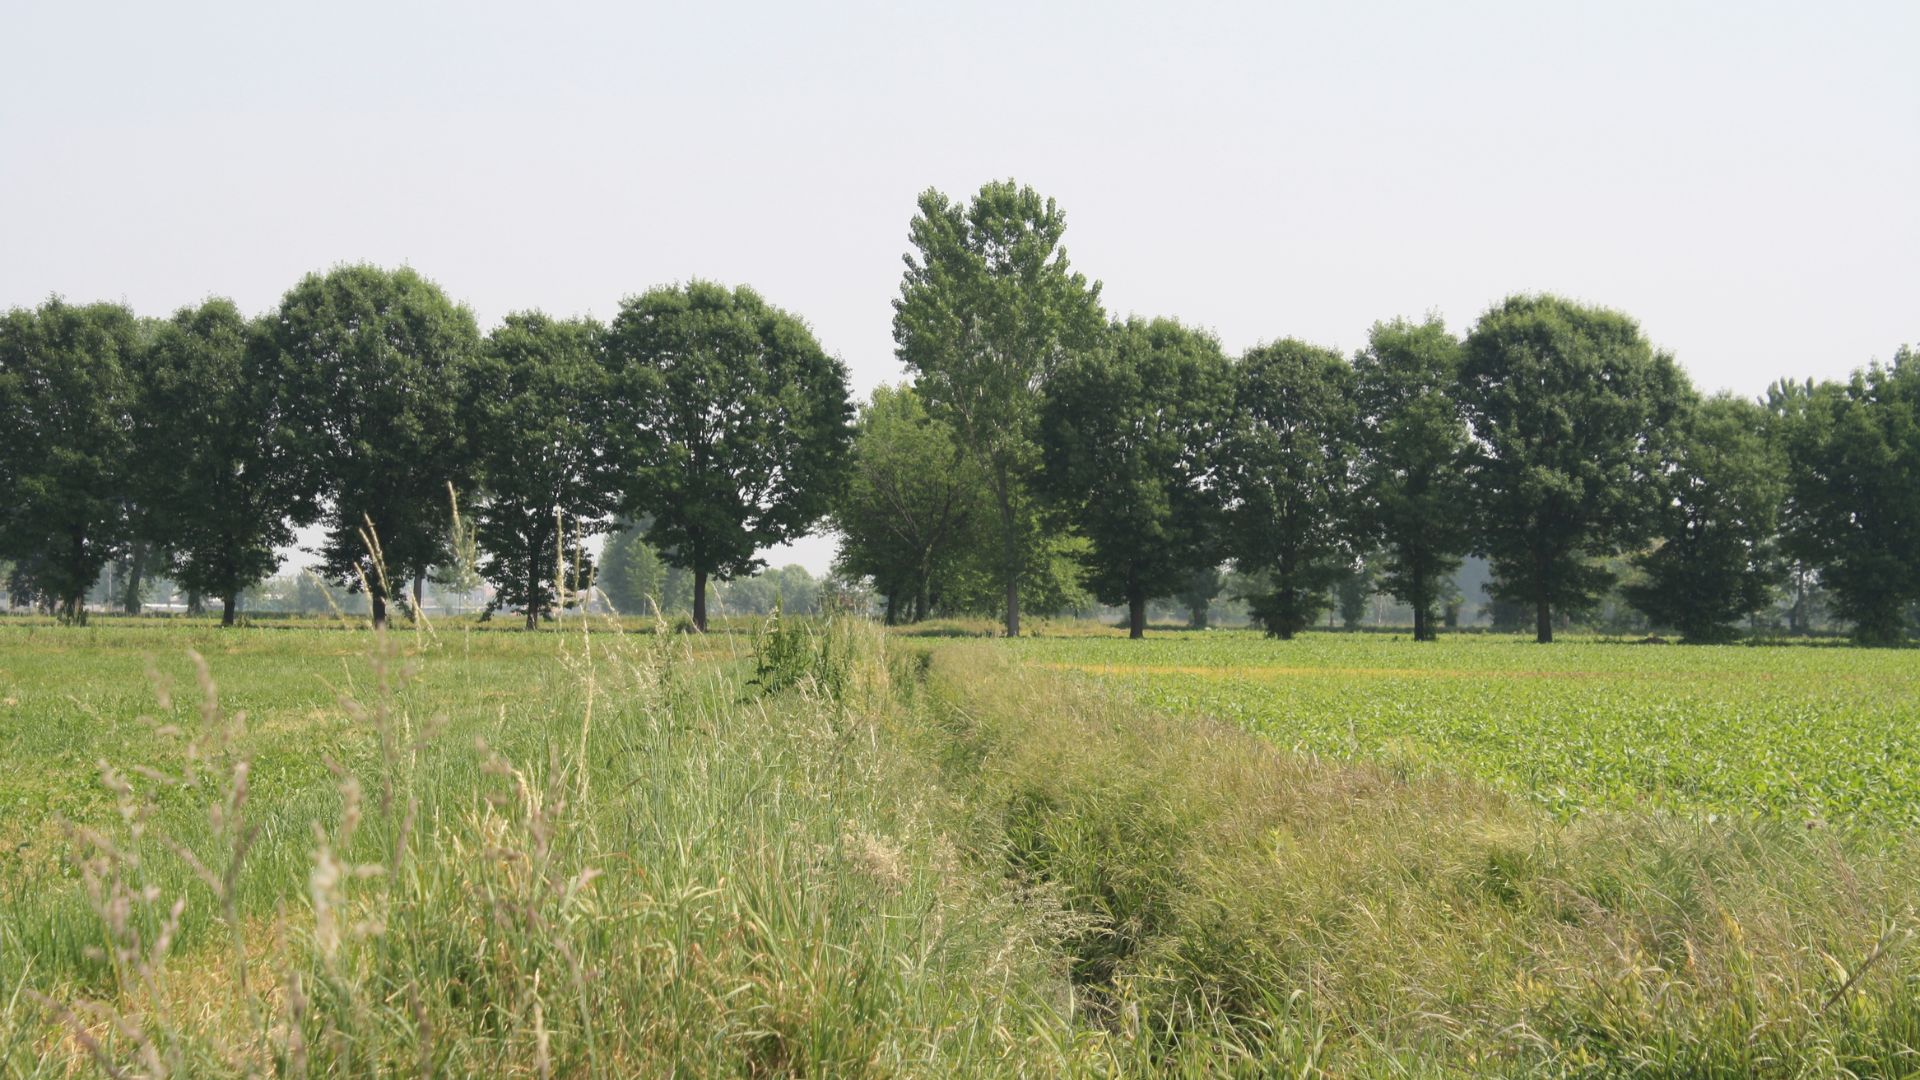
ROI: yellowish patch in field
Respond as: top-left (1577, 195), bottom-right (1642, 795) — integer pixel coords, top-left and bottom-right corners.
top-left (1035, 661), bottom-right (1619, 681)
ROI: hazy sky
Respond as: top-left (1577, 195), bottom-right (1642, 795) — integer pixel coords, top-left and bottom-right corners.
top-left (5, 1), bottom-right (1914, 574)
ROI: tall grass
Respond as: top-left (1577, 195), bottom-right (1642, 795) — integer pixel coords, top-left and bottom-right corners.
top-left (912, 642), bottom-right (1920, 1075)
top-left (0, 618), bottom-right (1104, 1076)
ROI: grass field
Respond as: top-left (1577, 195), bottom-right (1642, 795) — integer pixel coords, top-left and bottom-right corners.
top-left (1010, 631), bottom-right (1920, 825)
top-left (3, 617), bottom-right (1919, 1076)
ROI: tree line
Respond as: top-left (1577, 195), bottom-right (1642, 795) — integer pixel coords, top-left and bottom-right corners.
top-left (0, 270), bottom-right (850, 630)
top-left (847, 180), bottom-right (1918, 645)
top-left (3, 180), bottom-right (1914, 643)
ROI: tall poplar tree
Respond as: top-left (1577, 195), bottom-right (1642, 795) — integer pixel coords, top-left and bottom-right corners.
top-left (892, 180), bottom-right (1105, 636)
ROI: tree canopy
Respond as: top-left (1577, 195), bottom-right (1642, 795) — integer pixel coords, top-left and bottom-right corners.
top-left (604, 281), bottom-right (852, 631)
top-left (1040, 316), bottom-right (1232, 637)
top-left (1222, 339), bottom-right (1359, 639)
top-left (1457, 295), bottom-right (1687, 643)
top-left (1622, 393), bottom-right (1784, 641)
top-left (136, 298), bottom-right (299, 625)
top-left (268, 264), bottom-right (481, 627)
top-left (1773, 349), bottom-right (1920, 644)
top-left (1352, 316), bottom-right (1472, 641)
top-left (831, 384), bottom-right (991, 624)
top-left (468, 312), bottom-right (612, 628)
top-left (0, 298), bottom-right (144, 623)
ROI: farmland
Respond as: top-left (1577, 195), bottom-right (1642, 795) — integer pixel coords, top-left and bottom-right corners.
top-left (1009, 631), bottom-right (1920, 825)
top-left (4, 618), bottom-right (1920, 1076)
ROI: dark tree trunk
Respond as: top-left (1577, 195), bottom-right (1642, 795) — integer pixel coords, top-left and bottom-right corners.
top-left (526, 548), bottom-right (542, 630)
top-left (1128, 590), bottom-right (1146, 639)
top-left (884, 592), bottom-right (900, 626)
top-left (412, 572), bottom-right (425, 619)
top-left (371, 590), bottom-right (388, 629)
top-left (187, 589), bottom-right (205, 616)
top-left (121, 541), bottom-right (147, 615)
top-left (221, 592), bottom-right (237, 627)
top-left (60, 592), bottom-right (85, 626)
top-left (996, 477), bottom-right (1020, 638)
top-left (913, 579), bottom-right (930, 623)
top-left (693, 567), bottom-right (708, 632)
top-left (1412, 563), bottom-right (1430, 641)
top-left (1535, 596), bottom-right (1553, 644)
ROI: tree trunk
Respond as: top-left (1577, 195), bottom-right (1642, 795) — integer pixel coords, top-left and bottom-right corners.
top-left (371, 590), bottom-right (388, 629)
top-left (122, 542), bottom-right (147, 614)
top-left (883, 592), bottom-right (899, 626)
top-left (914, 579), bottom-right (930, 623)
top-left (412, 572), bottom-right (425, 619)
top-left (1128, 590), bottom-right (1146, 639)
top-left (60, 592), bottom-right (85, 626)
top-left (997, 485), bottom-right (1020, 638)
top-left (692, 567), bottom-right (708, 632)
top-left (221, 592), bottom-right (237, 627)
top-left (1411, 563), bottom-right (1426, 641)
top-left (526, 552), bottom-right (542, 630)
top-left (187, 589), bottom-right (205, 616)
top-left (1534, 596), bottom-right (1553, 644)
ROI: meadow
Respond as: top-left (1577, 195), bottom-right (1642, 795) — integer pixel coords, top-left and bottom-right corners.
top-left (3, 617), bottom-right (1918, 1076)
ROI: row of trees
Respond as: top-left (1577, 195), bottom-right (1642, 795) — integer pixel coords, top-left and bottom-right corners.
top-left (5, 181), bottom-right (1912, 643)
top-left (0, 270), bottom-right (851, 629)
top-left (841, 180), bottom-right (1918, 644)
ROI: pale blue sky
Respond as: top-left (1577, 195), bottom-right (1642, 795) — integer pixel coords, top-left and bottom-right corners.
top-left (4, 1), bottom-right (1914, 573)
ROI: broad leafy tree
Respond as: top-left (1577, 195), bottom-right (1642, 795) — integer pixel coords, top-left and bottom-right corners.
top-left (1622, 393), bottom-right (1784, 641)
top-left (0, 299), bottom-right (144, 623)
top-left (467, 312), bottom-right (613, 628)
top-left (268, 265), bottom-right (481, 627)
top-left (1039, 317), bottom-right (1232, 637)
top-left (892, 180), bottom-right (1106, 636)
top-left (605, 281), bottom-right (853, 632)
top-left (1772, 348), bottom-right (1920, 644)
top-left (1457, 295), bottom-right (1687, 643)
top-left (1352, 316), bottom-right (1471, 640)
top-left (1222, 339), bottom-right (1359, 639)
top-left (831, 384), bottom-right (991, 624)
top-left (136, 299), bottom-right (300, 625)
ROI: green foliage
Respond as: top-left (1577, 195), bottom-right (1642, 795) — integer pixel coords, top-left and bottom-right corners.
top-left (0, 298), bottom-right (145, 622)
top-left (892, 179), bottom-right (1106, 635)
top-left (605, 281), bottom-right (852, 631)
top-left (1040, 317), bottom-right (1233, 637)
top-left (1352, 315), bottom-right (1471, 640)
top-left (1222, 338), bottom-right (1358, 638)
top-left (1624, 394), bottom-right (1786, 641)
top-left (1772, 348), bottom-right (1920, 644)
top-left (830, 384), bottom-right (991, 623)
top-left (135, 299), bottom-right (298, 625)
top-left (467, 312), bottom-right (612, 628)
top-left (1333, 556), bottom-right (1375, 629)
top-left (267, 264), bottom-right (482, 624)
top-left (1458, 294), bottom-right (1690, 642)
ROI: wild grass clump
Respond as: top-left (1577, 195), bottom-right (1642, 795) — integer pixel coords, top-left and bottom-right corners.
top-left (914, 642), bottom-right (1920, 1076)
top-left (0, 619), bottom-right (1107, 1077)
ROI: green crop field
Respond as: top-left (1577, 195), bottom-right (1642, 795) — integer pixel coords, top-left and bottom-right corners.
top-left (5, 618), bottom-right (1920, 1076)
top-left (1009, 631), bottom-right (1920, 825)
